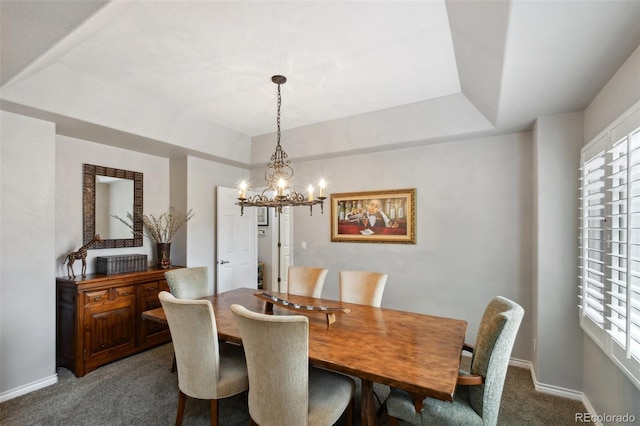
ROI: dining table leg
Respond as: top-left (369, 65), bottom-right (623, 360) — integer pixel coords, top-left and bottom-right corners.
top-left (361, 378), bottom-right (376, 426)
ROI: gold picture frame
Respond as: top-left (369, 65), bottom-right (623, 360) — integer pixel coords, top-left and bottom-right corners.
top-left (331, 188), bottom-right (416, 244)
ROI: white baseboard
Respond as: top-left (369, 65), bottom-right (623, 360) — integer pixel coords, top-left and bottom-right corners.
top-left (511, 358), bottom-right (583, 400)
top-left (508, 357), bottom-right (531, 370)
top-left (0, 373), bottom-right (58, 403)
top-left (579, 395), bottom-right (603, 426)
top-left (511, 358), bottom-right (601, 426)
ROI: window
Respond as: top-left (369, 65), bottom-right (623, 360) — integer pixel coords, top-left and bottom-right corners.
top-left (579, 105), bottom-right (640, 388)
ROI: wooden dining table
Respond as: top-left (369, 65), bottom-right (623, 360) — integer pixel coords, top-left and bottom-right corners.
top-left (142, 287), bottom-right (467, 426)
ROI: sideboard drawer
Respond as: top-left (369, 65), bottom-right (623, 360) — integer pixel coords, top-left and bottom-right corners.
top-left (115, 285), bottom-right (135, 299)
top-left (141, 281), bottom-right (160, 293)
top-left (85, 290), bottom-right (108, 305)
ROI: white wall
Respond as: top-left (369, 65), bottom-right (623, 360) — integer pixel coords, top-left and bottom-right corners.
top-left (288, 132), bottom-right (533, 360)
top-left (1, 112), bottom-right (56, 399)
top-left (532, 112), bottom-right (584, 391)
top-left (581, 44), bottom-right (640, 419)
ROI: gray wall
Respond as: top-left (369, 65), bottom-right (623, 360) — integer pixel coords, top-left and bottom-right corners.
top-left (55, 135), bottom-right (170, 277)
top-left (532, 112), bottom-right (584, 391)
top-left (184, 155), bottom-right (247, 293)
top-left (1, 112), bottom-right (56, 396)
top-left (0, 118), bottom-right (247, 399)
top-left (289, 132), bottom-right (533, 360)
top-left (580, 45), bottom-right (640, 420)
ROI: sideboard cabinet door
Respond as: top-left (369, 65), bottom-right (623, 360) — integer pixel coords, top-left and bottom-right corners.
top-left (138, 278), bottom-right (171, 348)
top-left (56, 267), bottom-right (180, 377)
top-left (84, 300), bottom-right (135, 371)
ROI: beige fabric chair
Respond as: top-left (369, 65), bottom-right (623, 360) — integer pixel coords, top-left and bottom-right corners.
top-left (287, 266), bottom-right (328, 298)
top-left (385, 296), bottom-right (524, 426)
top-left (339, 270), bottom-right (388, 307)
top-left (164, 267), bottom-right (211, 373)
top-left (159, 291), bottom-right (248, 426)
top-left (164, 266), bottom-right (210, 299)
top-left (230, 304), bottom-right (355, 426)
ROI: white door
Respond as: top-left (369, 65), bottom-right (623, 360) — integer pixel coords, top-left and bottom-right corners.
top-left (216, 186), bottom-right (257, 294)
top-left (272, 206), bottom-right (293, 292)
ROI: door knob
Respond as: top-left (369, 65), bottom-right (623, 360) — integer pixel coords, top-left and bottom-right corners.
top-left (219, 260), bottom-right (229, 264)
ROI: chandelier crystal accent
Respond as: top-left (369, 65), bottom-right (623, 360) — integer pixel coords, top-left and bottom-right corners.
top-left (237, 75), bottom-right (326, 216)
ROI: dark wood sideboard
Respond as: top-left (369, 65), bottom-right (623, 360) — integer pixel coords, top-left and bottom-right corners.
top-left (56, 267), bottom-right (181, 377)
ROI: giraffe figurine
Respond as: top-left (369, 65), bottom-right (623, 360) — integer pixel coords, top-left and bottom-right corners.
top-left (65, 235), bottom-right (102, 278)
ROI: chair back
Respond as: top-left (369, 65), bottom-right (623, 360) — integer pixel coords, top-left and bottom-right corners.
top-left (230, 304), bottom-right (310, 426)
top-left (164, 266), bottom-right (210, 299)
top-left (288, 266), bottom-right (328, 298)
top-left (159, 291), bottom-right (222, 399)
top-left (468, 296), bottom-right (524, 424)
top-left (339, 270), bottom-right (388, 307)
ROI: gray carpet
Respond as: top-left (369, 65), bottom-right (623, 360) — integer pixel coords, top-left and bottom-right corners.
top-left (1, 343), bottom-right (591, 425)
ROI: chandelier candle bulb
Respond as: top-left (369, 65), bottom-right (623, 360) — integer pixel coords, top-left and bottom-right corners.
top-left (308, 185), bottom-right (314, 202)
top-left (278, 179), bottom-right (286, 196)
top-left (239, 181), bottom-right (247, 199)
top-left (319, 179), bottom-right (326, 198)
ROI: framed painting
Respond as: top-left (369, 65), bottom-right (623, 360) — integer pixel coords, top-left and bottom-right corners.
top-left (331, 188), bottom-right (416, 244)
top-left (257, 206), bottom-right (269, 226)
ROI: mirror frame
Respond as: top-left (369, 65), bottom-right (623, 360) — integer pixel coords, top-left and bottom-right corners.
top-left (83, 163), bottom-right (143, 249)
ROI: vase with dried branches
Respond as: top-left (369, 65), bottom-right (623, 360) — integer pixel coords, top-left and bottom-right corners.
top-left (113, 207), bottom-right (194, 268)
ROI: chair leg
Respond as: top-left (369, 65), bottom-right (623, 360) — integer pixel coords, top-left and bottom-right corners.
top-left (210, 399), bottom-right (218, 426)
top-left (176, 390), bottom-right (187, 426)
top-left (388, 415), bottom-right (398, 426)
top-left (346, 396), bottom-right (354, 426)
top-left (376, 397), bottom-right (388, 424)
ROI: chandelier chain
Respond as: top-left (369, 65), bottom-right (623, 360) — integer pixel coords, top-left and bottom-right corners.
top-left (276, 82), bottom-right (281, 148)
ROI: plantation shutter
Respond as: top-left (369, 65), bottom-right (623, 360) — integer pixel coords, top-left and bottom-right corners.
top-left (579, 136), bottom-right (607, 330)
top-left (611, 110), bottom-right (640, 361)
top-left (580, 106), bottom-right (640, 388)
top-left (606, 132), bottom-right (629, 347)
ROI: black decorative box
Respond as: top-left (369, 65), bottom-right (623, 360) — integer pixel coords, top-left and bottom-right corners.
top-left (96, 254), bottom-right (148, 275)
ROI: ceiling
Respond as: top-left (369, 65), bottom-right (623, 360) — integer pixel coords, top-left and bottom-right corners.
top-left (2, 1), bottom-right (640, 153)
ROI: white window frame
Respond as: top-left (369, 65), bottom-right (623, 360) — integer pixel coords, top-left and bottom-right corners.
top-left (579, 102), bottom-right (640, 390)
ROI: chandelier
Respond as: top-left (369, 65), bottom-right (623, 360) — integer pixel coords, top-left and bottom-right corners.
top-left (237, 75), bottom-right (326, 216)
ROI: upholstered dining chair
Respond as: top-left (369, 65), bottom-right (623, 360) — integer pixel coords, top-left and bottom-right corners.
top-left (287, 266), bottom-right (328, 298)
top-left (385, 296), bottom-right (524, 426)
top-left (159, 291), bottom-right (248, 426)
top-left (338, 270), bottom-right (388, 307)
top-left (163, 266), bottom-right (211, 372)
top-left (230, 304), bottom-right (355, 426)
top-left (164, 266), bottom-right (210, 299)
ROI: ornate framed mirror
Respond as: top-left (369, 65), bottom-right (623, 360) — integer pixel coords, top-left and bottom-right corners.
top-left (83, 164), bottom-right (143, 249)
